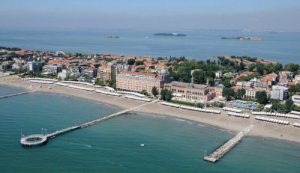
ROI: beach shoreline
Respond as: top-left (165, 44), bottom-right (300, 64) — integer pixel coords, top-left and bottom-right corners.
top-left (1, 78), bottom-right (300, 145)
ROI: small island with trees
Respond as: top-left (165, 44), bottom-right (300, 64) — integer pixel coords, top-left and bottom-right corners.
top-left (104, 36), bottom-right (119, 39)
top-left (221, 37), bottom-right (264, 41)
top-left (154, 33), bottom-right (187, 36)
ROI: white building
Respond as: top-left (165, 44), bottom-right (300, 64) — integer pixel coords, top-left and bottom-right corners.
top-left (57, 69), bottom-right (70, 80)
top-left (27, 61), bottom-right (37, 71)
top-left (236, 81), bottom-right (254, 88)
top-left (292, 93), bottom-right (300, 106)
top-left (215, 71), bottom-right (223, 78)
top-left (270, 85), bottom-right (289, 101)
top-left (294, 75), bottom-right (300, 84)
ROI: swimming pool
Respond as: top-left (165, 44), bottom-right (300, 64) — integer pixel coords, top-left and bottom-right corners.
top-left (234, 103), bottom-right (258, 109)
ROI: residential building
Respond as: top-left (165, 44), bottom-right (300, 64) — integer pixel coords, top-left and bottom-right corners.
top-left (158, 60), bottom-right (168, 65)
top-left (292, 93), bottom-right (300, 106)
top-left (68, 66), bottom-right (81, 76)
top-left (12, 62), bottom-right (26, 70)
top-left (57, 69), bottom-right (70, 80)
top-left (27, 61), bottom-right (37, 71)
top-left (232, 86), bottom-right (268, 99)
top-left (82, 67), bottom-right (97, 78)
top-left (42, 65), bottom-right (61, 74)
top-left (215, 71), bottom-right (223, 78)
top-left (294, 75), bottom-right (300, 84)
top-left (236, 81), bottom-right (254, 88)
top-left (97, 63), bottom-right (117, 82)
top-left (279, 71), bottom-right (293, 76)
top-left (270, 85), bottom-right (289, 101)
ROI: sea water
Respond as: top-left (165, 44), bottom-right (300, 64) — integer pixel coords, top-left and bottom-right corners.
top-left (0, 29), bottom-right (299, 64)
top-left (0, 86), bottom-right (300, 172)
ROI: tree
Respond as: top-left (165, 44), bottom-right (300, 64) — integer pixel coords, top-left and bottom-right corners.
top-left (165, 90), bottom-right (173, 101)
top-left (127, 59), bottom-right (135, 65)
top-left (256, 63), bottom-right (265, 75)
top-left (160, 89), bottom-right (172, 101)
top-left (221, 80), bottom-right (231, 88)
top-left (239, 62), bottom-right (245, 71)
top-left (160, 89), bottom-right (167, 100)
top-left (95, 80), bottom-right (104, 86)
top-left (141, 89), bottom-right (147, 95)
top-left (197, 103), bottom-right (204, 108)
top-left (248, 64), bottom-right (256, 71)
top-left (135, 61), bottom-right (144, 65)
top-left (222, 88), bottom-right (235, 101)
top-left (285, 99), bottom-right (294, 111)
top-left (152, 86), bottom-right (159, 97)
top-left (193, 71), bottom-right (205, 84)
top-left (255, 91), bottom-right (268, 104)
top-left (235, 89), bottom-right (246, 99)
top-left (157, 57), bottom-right (164, 60)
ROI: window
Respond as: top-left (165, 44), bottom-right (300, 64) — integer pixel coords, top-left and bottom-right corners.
top-left (178, 90), bottom-right (185, 93)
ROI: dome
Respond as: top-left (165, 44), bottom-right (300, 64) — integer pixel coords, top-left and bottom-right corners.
top-left (216, 84), bottom-right (225, 88)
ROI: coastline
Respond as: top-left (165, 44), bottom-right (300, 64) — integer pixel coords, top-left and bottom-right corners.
top-left (1, 78), bottom-right (300, 145)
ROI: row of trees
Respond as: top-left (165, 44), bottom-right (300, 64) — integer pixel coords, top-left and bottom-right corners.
top-left (0, 47), bottom-right (21, 51)
top-left (151, 87), bottom-right (173, 102)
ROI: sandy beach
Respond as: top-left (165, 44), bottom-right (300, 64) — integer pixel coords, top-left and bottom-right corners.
top-left (1, 77), bottom-right (300, 144)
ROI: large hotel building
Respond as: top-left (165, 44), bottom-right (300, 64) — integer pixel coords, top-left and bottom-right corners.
top-left (116, 71), bottom-right (224, 103)
top-left (116, 71), bottom-right (171, 94)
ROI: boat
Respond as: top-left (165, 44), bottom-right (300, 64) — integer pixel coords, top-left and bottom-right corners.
top-left (50, 136), bottom-right (55, 139)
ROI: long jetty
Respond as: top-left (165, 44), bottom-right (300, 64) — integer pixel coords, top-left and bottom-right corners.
top-left (21, 100), bottom-right (157, 146)
top-left (204, 125), bottom-right (255, 163)
top-left (0, 91), bottom-right (33, 99)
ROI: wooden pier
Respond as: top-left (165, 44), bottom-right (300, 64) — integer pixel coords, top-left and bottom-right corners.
top-left (0, 91), bottom-right (33, 99)
top-left (21, 100), bottom-right (157, 146)
top-left (204, 125), bottom-right (254, 163)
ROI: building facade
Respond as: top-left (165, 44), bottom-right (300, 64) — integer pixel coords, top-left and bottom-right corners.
top-left (164, 81), bottom-right (218, 103)
top-left (97, 63), bottom-right (117, 82)
top-left (292, 93), bottom-right (300, 106)
top-left (270, 85), bottom-right (289, 101)
top-left (116, 71), bottom-right (170, 94)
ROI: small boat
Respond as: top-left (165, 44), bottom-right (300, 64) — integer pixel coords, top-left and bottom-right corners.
top-left (140, 144), bottom-right (145, 147)
top-left (50, 136), bottom-right (55, 139)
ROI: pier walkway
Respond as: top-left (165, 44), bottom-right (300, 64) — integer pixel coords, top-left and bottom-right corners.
top-left (0, 91), bottom-right (33, 99)
top-left (204, 125), bottom-right (255, 163)
top-left (21, 100), bottom-right (157, 146)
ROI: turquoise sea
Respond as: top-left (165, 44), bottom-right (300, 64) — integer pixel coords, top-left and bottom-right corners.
top-left (0, 85), bottom-right (300, 172)
top-left (0, 29), bottom-right (299, 64)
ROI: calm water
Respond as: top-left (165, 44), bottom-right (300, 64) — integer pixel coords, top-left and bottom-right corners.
top-left (0, 86), bottom-right (300, 172)
top-left (0, 29), bottom-right (300, 64)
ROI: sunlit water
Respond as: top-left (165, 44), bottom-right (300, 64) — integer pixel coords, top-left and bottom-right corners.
top-left (0, 29), bottom-right (299, 64)
top-left (0, 86), bottom-right (300, 172)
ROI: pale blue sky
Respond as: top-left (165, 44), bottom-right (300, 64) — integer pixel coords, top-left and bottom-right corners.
top-left (1, 0), bottom-right (300, 30)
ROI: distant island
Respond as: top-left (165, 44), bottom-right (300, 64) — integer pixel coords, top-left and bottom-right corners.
top-left (221, 37), bottom-right (264, 41)
top-left (154, 33), bottom-right (186, 36)
top-left (105, 36), bottom-right (119, 39)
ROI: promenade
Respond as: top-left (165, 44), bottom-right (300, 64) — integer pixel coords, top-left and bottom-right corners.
top-left (21, 99), bottom-right (157, 146)
top-left (0, 91), bottom-right (33, 99)
top-left (204, 125), bottom-right (255, 163)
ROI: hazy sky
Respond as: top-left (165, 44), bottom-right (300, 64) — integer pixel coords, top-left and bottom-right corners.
top-left (1, 0), bottom-right (300, 30)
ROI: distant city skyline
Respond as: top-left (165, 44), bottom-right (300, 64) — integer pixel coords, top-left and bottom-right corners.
top-left (1, 0), bottom-right (300, 30)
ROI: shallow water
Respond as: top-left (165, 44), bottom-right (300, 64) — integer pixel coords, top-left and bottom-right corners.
top-left (0, 87), bottom-right (300, 172)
